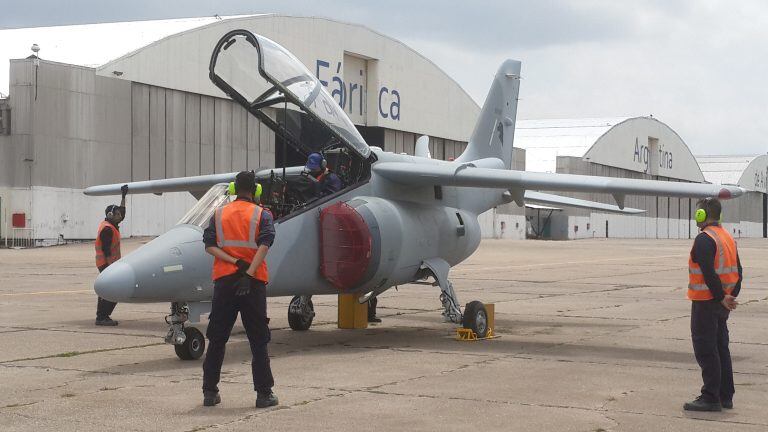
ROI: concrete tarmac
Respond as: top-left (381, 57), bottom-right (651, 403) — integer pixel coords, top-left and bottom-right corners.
top-left (1, 238), bottom-right (767, 431)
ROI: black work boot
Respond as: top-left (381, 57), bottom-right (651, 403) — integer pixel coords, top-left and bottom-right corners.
top-left (683, 396), bottom-right (721, 412)
top-left (203, 391), bottom-right (221, 407)
top-left (95, 317), bottom-right (119, 326)
top-left (256, 391), bottom-right (278, 408)
top-left (721, 399), bottom-right (733, 409)
top-left (368, 315), bottom-right (382, 323)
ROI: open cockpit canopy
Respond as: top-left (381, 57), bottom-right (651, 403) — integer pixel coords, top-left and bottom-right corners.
top-left (209, 30), bottom-right (370, 159)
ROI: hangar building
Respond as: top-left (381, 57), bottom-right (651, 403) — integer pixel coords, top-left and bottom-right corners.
top-left (0, 15), bottom-right (526, 245)
top-left (697, 155), bottom-right (768, 238)
top-left (515, 117), bottom-right (767, 240)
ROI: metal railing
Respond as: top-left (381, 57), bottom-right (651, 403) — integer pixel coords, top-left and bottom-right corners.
top-left (5, 228), bottom-right (35, 248)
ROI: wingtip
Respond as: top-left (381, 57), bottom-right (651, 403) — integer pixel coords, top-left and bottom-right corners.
top-left (718, 186), bottom-right (746, 199)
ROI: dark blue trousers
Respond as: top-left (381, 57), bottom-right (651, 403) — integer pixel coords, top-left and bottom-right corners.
top-left (691, 300), bottom-right (734, 402)
top-left (202, 275), bottom-right (274, 394)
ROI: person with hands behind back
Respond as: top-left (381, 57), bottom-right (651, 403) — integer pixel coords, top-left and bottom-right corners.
top-left (201, 171), bottom-right (278, 409)
top-left (684, 197), bottom-right (742, 412)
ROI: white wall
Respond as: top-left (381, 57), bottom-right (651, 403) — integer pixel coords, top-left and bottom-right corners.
top-left (478, 208), bottom-right (525, 240)
top-left (552, 213), bottom-right (762, 240)
top-left (1, 186), bottom-right (197, 241)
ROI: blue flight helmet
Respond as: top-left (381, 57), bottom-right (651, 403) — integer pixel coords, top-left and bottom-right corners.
top-left (305, 153), bottom-right (326, 171)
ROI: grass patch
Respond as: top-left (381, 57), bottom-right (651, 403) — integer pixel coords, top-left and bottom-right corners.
top-left (61, 393), bottom-right (76, 398)
top-left (54, 351), bottom-right (81, 358)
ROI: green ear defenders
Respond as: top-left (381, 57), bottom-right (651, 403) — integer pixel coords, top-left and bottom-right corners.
top-left (695, 208), bottom-right (707, 223)
top-left (228, 181), bottom-right (262, 200)
top-left (695, 200), bottom-right (723, 224)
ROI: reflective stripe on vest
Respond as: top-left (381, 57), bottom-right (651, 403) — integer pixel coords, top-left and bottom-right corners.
top-left (211, 200), bottom-right (269, 283)
top-left (95, 220), bottom-right (121, 267)
top-left (688, 225), bottom-right (738, 300)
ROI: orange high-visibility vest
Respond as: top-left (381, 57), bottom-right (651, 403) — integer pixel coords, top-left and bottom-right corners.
top-left (688, 225), bottom-right (739, 301)
top-left (211, 200), bottom-right (269, 282)
top-left (95, 220), bottom-right (121, 268)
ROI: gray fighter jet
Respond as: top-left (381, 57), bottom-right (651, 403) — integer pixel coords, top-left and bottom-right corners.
top-left (85, 30), bottom-right (744, 360)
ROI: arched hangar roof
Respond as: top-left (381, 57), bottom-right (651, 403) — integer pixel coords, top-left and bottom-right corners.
top-left (0, 15), bottom-right (479, 142)
top-left (514, 116), bottom-right (705, 183)
top-left (697, 155), bottom-right (768, 193)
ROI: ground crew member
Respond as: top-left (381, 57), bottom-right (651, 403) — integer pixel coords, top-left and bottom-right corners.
top-left (683, 197), bottom-right (742, 412)
top-left (94, 184), bottom-right (128, 326)
top-left (201, 171), bottom-right (278, 408)
top-left (367, 297), bottom-right (381, 323)
top-left (305, 152), bottom-right (342, 197)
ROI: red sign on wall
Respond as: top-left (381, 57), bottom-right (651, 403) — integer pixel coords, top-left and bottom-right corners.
top-left (12, 213), bottom-right (25, 228)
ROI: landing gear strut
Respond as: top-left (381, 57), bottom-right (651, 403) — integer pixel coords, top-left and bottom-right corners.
top-left (288, 295), bottom-right (315, 331)
top-left (420, 258), bottom-right (489, 337)
top-left (165, 302), bottom-right (205, 360)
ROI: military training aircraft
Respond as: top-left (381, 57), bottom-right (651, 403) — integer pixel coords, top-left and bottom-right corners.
top-left (85, 30), bottom-right (744, 360)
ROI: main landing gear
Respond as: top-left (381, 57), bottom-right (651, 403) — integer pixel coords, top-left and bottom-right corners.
top-left (288, 295), bottom-right (315, 331)
top-left (165, 302), bottom-right (205, 360)
top-left (420, 258), bottom-right (490, 338)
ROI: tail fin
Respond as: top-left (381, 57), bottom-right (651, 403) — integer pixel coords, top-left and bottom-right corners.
top-left (457, 60), bottom-right (521, 169)
top-left (414, 135), bottom-right (431, 158)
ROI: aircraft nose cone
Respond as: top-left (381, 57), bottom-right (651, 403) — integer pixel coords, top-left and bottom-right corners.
top-left (94, 261), bottom-right (136, 302)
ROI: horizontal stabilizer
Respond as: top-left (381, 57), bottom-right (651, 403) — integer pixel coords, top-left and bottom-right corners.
top-left (524, 191), bottom-right (644, 214)
top-left (373, 162), bottom-right (745, 200)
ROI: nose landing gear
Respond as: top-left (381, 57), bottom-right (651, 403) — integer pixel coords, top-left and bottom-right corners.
top-left (165, 302), bottom-right (205, 360)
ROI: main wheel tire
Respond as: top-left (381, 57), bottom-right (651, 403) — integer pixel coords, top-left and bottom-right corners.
top-left (288, 295), bottom-right (314, 331)
top-left (175, 327), bottom-right (205, 360)
top-left (462, 301), bottom-right (489, 338)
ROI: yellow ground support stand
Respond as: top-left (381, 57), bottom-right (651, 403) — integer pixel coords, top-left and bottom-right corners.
top-left (338, 294), bottom-right (368, 329)
top-left (456, 303), bottom-right (498, 341)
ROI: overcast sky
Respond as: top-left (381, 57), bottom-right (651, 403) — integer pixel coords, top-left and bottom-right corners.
top-left (3, 1), bottom-right (767, 155)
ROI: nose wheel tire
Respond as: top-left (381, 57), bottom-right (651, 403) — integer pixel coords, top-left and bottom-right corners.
top-left (462, 301), bottom-right (489, 339)
top-left (175, 327), bottom-right (205, 360)
top-left (288, 295), bottom-right (315, 331)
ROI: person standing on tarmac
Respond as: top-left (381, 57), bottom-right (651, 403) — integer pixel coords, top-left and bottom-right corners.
top-left (201, 171), bottom-right (278, 408)
top-left (94, 184), bottom-right (128, 326)
top-left (683, 197), bottom-right (742, 412)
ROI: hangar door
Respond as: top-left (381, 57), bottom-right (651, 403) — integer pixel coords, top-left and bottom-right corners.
top-left (343, 53), bottom-right (367, 125)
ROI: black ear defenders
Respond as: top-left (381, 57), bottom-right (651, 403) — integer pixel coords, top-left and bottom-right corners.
top-left (106, 205), bottom-right (117, 219)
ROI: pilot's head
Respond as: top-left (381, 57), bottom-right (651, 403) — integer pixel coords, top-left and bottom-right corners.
top-left (695, 197), bottom-right (721, 229)
top-left (305, 153), bottom-right (326, 176)
top-left (234, 171), bottom-right (258, 200)
top-left (105, 205), bottom-right (124, 224)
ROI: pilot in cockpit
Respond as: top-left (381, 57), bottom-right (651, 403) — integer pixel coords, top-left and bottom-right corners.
top-left (304, 153), bottom-right (342, 197)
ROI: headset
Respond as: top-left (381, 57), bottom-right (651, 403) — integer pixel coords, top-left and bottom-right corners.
top-left (105, 205), bottom-right (118, 220)
top-left (695, 198), bottom-right (723, 224)
top-left (228, 181), bottom-right (262, 200)
top-left (307, 152), bottom-right (327, 171)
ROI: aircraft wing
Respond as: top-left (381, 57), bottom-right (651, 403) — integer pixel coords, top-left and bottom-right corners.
top-left (84, 167), bottom-right (307, 196)
top-left (373, 162), bottom-right (745, 203)
top-left (524, 191), bottom-right (644, 214)
top-left (84, 173), bottom-right (238, 196)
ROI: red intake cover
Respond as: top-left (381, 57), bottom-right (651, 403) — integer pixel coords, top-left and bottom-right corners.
top-left (319, 202), bottom-right (372, 290)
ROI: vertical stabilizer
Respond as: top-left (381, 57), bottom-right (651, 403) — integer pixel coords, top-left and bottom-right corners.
top-left (457, 60), bottom-right (521, 169)
top-left (415, 135), bottom-right (431, 158)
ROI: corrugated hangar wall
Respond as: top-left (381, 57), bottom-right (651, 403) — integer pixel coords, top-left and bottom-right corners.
top-left (129, 82), bottom-right (276, 181)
